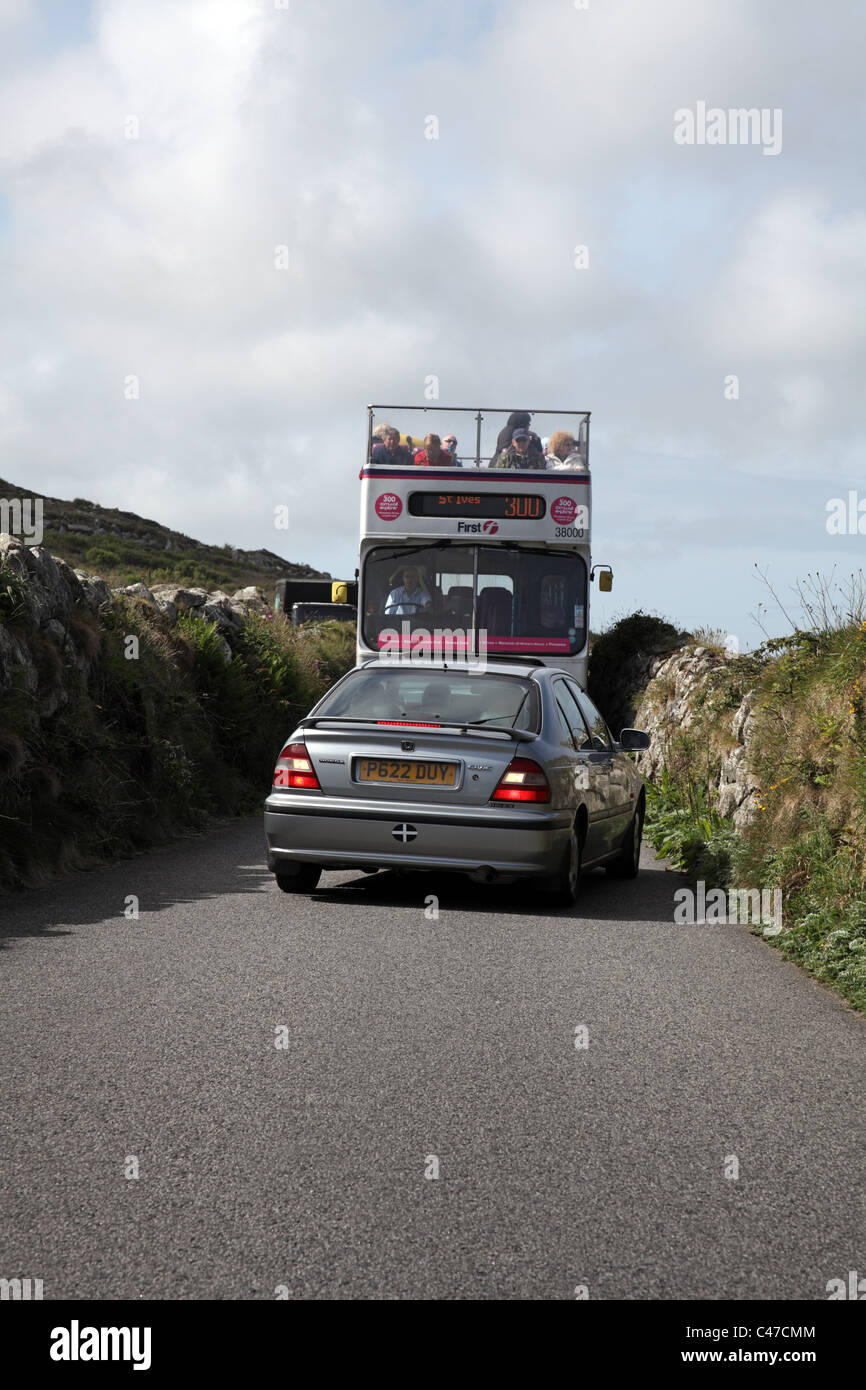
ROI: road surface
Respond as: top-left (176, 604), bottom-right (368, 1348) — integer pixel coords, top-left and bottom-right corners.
top-left (1, 816), bottom-right (863, 1299)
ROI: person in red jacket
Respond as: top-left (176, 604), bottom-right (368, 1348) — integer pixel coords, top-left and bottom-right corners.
top-left (413, 433), bottom-right (455, 467)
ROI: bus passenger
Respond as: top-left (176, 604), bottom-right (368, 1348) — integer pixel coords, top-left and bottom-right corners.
top-left (442, 433), bottom-right (462, 465)
top-left (491, 427), bottom-right (543, 470)
top-left (414, 433), bottom-right (455, 467)
top-left (491, 412), bottom-right (544, 465)
top-left (385, 566), bottom-right (432, 615)
top-left (372, 427), bottom-right (412, 465)
top-left (545, 430), bottom-right (586, 471)
top-left (370, 421), bottom-right (392, 453)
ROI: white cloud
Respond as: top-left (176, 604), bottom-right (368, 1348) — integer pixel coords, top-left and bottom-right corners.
top-left (707, 194), bottom-right (866, 362)
top-left (0, 0), bottom-right (863, 634)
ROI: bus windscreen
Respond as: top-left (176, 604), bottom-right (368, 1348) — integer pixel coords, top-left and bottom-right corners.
top-left (362, 544), bottom-right (587, 656)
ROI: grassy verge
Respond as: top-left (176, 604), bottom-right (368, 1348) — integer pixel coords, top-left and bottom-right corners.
top-left (0, 585), bottom-right (355, 890)
top-left (642, 621), bottom-right (866, 1013)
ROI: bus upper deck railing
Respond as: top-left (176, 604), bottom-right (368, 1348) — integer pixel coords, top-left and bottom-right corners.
top-left (366, 404), bottom-right (591, 471)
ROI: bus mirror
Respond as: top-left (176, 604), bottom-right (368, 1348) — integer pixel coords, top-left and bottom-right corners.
top-left (332, 581), bottom-right (348, 603)
top-left (592, 565), bottom-right (613, 592)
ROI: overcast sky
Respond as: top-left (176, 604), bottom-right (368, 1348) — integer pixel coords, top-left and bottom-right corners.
top-left (1, 0), bottom-right (864, 645)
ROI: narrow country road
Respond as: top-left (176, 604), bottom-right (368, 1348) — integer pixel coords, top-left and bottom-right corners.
top-left (1, 817), bottom-right (863, 1300)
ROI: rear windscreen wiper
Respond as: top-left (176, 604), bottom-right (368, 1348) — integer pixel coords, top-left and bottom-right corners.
top-left (298, 715), bottom-right (535, 741)
top-left (458, 722), bottom-right (535, 741)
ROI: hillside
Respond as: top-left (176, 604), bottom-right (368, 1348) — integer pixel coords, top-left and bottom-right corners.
top-left (0, 476), bottom-right (328, 594)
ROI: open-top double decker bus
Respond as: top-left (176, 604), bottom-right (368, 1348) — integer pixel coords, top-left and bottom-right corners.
top-left (358, 404), bottom-right (611, 687)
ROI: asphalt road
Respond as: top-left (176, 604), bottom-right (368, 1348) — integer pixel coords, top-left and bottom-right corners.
top-left (1, 816), bottom-right (863, 1301)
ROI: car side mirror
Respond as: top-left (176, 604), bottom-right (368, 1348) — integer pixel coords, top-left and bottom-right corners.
top-left (619, 728), bottom-right (650, 751)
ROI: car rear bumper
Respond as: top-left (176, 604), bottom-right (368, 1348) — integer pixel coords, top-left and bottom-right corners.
top-left (264, 792), bottom-right (572, 877)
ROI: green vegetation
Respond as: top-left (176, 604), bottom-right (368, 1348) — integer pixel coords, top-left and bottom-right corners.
top-left (0, 566), bottom-right (29, 623)
top-left (645, 771), bottom-right (738, 888)
top-left (0, 471), bottom-right (349, 892)
top-left (588, 610), bottom-right (689, 734)
top-left (642, 609), bottom-right (866, 1013)
top-left (0, 581), bottom-right (355, 890)
top-left (40, 523), bottom-right (293, 592)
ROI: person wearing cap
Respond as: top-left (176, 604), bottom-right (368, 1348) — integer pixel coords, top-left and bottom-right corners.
top-left (490, 411), bottom-right (544, 465)
top-left (491, 427), bottom-right (543, 470)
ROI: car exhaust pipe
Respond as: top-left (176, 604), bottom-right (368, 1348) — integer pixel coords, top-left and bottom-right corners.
top-left (469, 866), bottom-right (498, 883)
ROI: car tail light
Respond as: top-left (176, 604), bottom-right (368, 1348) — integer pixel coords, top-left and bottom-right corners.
top-left (273, 742), bottom-right (320, 790)
top-left (491, 757), bottom-right (551, 803)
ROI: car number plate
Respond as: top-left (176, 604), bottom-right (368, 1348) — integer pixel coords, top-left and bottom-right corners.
top-left (356, 758), bottom-right (457, 786)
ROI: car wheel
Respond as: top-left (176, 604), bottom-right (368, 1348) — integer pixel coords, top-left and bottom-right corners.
top-left (607, 803), bottom-right (643, 879)
top-left (275, 864), bottom-right (322, 894)
top-left (539, 826), bottom-right (581, 907)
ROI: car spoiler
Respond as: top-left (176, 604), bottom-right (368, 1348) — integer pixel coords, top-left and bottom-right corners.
top-left (297, 716), bottom-right (536, 743)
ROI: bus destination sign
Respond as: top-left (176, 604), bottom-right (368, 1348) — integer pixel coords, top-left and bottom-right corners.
top-left (408, 492), bottom-right (546, 520)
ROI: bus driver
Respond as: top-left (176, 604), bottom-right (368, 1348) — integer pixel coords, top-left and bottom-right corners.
top-left (385, 565), bottom-right (432, 615)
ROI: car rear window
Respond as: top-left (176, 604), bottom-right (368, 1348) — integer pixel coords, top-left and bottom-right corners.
top-left (314, 669), bottom-right (540, 731)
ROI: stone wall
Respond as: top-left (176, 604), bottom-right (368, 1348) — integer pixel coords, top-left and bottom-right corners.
top-left (0, 534), bottom-right (272, 711)
top-left (634, 645), bottom-right (760, 832)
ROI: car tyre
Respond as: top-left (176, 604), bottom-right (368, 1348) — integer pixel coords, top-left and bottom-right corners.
top-left (539, 826), bottom-right (581, 907)
top-left (276, 865), bottom-right (322, 894)
top-left (607, 803), bottom-right (643, 879)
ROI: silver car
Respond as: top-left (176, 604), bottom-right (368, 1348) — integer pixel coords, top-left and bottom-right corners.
top-left (264, 660), bottom-right (650, 907)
